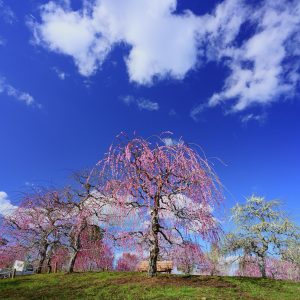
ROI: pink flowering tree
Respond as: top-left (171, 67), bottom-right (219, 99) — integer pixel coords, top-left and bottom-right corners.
top-left (95, 133), bottom-right (222, 277)
top-left (172, 242), bottom-right (205, 274)
top-left (61, 171), bottom-right (116, 273)
top-left (201, 244), bottom-right (225, 276)
top-left (0, 244), bottom-right (27, 269)
top-left (1, 189), bottom-right (68, 273)
top-left (116, 253), bottom-right (140, 271)
top-left (50, 246), bottom-right (69, 272)
top-left (1, 173), bottom-right (114, 274)
top-left (47, 212), bottom-right (114, 273)
top-left (237, 256), bottom-right (300, 281)
top-left (73, 225), bottom-right (114, 272)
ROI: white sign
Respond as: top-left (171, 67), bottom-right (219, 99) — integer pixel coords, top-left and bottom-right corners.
top-left (13, 260), bottom-right (25, 272)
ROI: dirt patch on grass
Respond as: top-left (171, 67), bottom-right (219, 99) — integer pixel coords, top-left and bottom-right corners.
top-left (111, 274), bottom-right (237, 288)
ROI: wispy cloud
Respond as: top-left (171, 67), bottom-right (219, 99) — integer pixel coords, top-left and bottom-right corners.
top-left (0, 36), bottom-right (6, 46)
top-left (190, 104), bottom-right (207, 122)
top-left (0, 191), bottom-right (17, 216)
top-left (52, 67), bottom-right (67, 80)
top-left (0, 1), bottom-right (16, 24)
top-left (122, 95), bottom-right (159, 111)
top-left (162, 138), bottom-right (182, 146)
top-left (31, 0), bottom-right (300, 113)
top-left (240, 113), bottom-right (266, 125)
top-left (0, 77), bottom-right (38, 107)
top-left (207, 0), bottom-right (300, 112)
top-left (168, 109), bottom-right (177, 118)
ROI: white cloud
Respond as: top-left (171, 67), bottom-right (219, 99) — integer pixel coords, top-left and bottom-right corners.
top-left (136, 99), bottom-right (159, 111)
top-left (32, 0), bottom-right (300, 113)
top-left (208, 0), bottom-right (300, 112)
top-left (122, 95), bottom-right (159, 111)
top-left (31, 0), bottom-right (201, 84)
top-left (201, 0), bottom-right (300, 118)
top-left (0, 77), bottom-right (37, 106)
top-left (162, 138), bottom-right (182, 146)
top-left (0, 191), bottom-right (17, 216)
top-left (240, 113), bottom-right (265, 124)
top-left (52, 67), bottom-right (67, 80)
top-left (190, 103), bottom-right (207, 121)
top-left (0, 1), bottom-right (16, 24)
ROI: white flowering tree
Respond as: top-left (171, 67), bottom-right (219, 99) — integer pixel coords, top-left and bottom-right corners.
top-left (225, 195), bottom-right (299, 278)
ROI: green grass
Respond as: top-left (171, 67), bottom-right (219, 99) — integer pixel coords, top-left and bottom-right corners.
top-left (0, 272), bottom-right (299, 300)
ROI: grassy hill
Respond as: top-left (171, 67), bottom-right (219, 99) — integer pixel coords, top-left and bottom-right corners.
top-left (0, 272), bottom-right (299, 300)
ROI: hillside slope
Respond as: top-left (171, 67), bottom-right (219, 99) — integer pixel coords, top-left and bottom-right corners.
top-left (0, 272), bottom-right (299, 300)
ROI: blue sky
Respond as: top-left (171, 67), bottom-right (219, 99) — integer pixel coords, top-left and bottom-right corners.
top-left (0, 0), bottom-right (299, 225)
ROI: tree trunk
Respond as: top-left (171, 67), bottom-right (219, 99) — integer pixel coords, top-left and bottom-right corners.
top-left (46, 246), bottom-right (53, 274)
top-left (148, 198), bottom-right (159, 277)
top-left (258, 256), bottom-right (267, 278)
top-left (67, 222), bottom-right (86, 273)
top-left (67, 249), bottom-right (78, 273)
top-left (36, 243), bottom-right (48, 274)
top-left (47, 257), bottom-right (52, 274)
top-left (54, 262), bottom-right (58, 273)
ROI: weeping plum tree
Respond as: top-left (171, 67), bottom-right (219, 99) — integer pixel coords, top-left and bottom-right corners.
top-left (96, 133), bottom-right (222, 277)
top-left (225, 195), bottom-right (300, 278)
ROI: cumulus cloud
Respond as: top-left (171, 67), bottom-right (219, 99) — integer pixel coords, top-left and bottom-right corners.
top-left (0, 77), bottom-right (37, 106)
top-left (122, 95), bottom-right (159, 111)
top-left (0, 191), bottom-right (17, 216)
top-left (31, 0), bottom-right (201, 84)
top-left (32, 0), bottom-right (300, 113)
